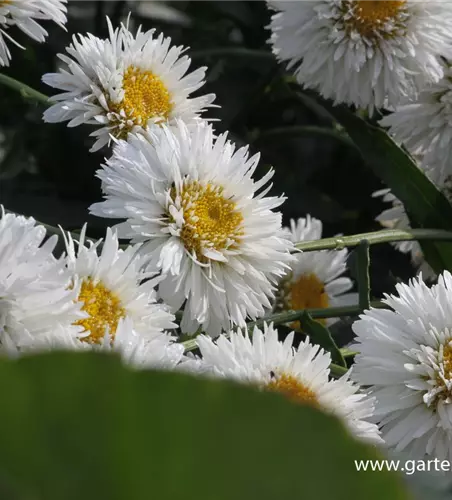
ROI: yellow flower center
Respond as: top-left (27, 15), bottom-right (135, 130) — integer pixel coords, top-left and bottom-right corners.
top-left (343, 1), bottom-right (407, 39)
top-left (114, 66), bottom-right (173, 131)
top-left (287, 273), bottom-right (329, 328)
top-left (442, 344), bottom-right (452, 377)
top-left (170, 181), bottom-right (244, 263)
top-left (266, 373), bottom-right (319, 407)
top-left (74, 278), bottom-right (125, 345)
top-left (433, 343), bottom-right (452, 402)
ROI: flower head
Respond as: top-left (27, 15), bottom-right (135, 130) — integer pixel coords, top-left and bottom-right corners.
top-left (90, 121), bottom-right (294, 336)
top-left (62, 225), bottom-right (176, 344)
top-left (268, 0), bottom-right (452, 110)
top-left (190, 323), bottom-right (381, 445)
top-left (380, 57), bottom-right (452, 179)
top-left (43, 17), bottom-right (215, 151)
top-left (0, 0), bottom-right (67, 66)
top-left (6, 317), bottom-right (185, 371)
top-left (352, 272), bottom-right (452, 460)
top-left (275, 216), bottom-right (356, 326)
top-left (0, 208), bottom-right (81, 347)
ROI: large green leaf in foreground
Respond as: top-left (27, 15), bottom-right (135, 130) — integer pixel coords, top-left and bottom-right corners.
top-left (320, 101), bottom-right (452, 274)
top-left (0, 352), bottom-right (409, 500)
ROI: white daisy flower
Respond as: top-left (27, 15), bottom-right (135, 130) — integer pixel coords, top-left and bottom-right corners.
top-left (42, 17), bottom-right (215, 152)
top-left (267, 1), bottom-right (452, 110)
top-left (380, 56), bottom-right (452, 179)
top-left (191, 322), bottom-right (381, 445)
top-left (275, 216), bottom-right (357, 326)
top-left (8, 317), bottom-right (185, 371)
top-left (61, 225), bottom-right (176, 345)
top-left (89, 121), bottom-right (294, 336)
top-left (351, 272), bottom-right (452, 460)
top-left (0, 208), bottom-right (82, 347)
top-left (0, 0), bottom-right (67, 67)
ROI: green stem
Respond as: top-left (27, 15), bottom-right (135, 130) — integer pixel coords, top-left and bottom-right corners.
top-left (295, 228), bottom-right (452, 252)
top-left (190, 48), bottom-right (274, 61)
top-left (247, 303), bottom-right (382, 328)
top-left (252, 126), bottom-right (355, 149)
top-left (181, 301), bottom-right (385, 353)
top-left (0, 73), bottom-right (49, 105)
top-left (340, 348), bottom-right (358, 358)
top-left (356, 240), bottom-right (370, 310)
top-left (330, 363), bottom-right (349, 378)
top-left (182, 338), bottom-right (198, 353)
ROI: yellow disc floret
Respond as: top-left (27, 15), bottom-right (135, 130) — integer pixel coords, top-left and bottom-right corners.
top-left (289, 273), bottom-right (329, 311)
top-left (266, 373), bottom-right (319, 407)
top-left (343, 1), bottom-right (407, 39)
top-left (111, 66), bottom-right (173, 135)
top-left (284, 273), bottom-right (329, 328)
top-left (430, 342), bottom-right (452, 407)
top-left (170, 180), bottom-right (244, 263)
top-left (74, 278), bottom-right (126, 344)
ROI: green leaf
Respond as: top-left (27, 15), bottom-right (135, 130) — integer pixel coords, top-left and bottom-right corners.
top-left (316, 100), bottom-right (452, 274)
top-left (299, 312), bottom-right (346, 367)
top-left (0, 352), bottom-right (409, 500)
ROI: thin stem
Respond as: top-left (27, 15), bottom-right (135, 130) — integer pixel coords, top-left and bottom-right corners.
top-left (182, 338), bottom-right (198, 353)
top-left (330, 363), bottom-right (349, 378)
top-left (247, 303), bottom-right (382, 328)
top-left (252, 126), bottom-right (355, 149)
top-left (295, 228), bottom-right (452, 252)
top-left (181, 301), bottom-right (385, 353)
top-left (340, 348), bottom-right (358, 358)
top-left (356, 240), bottom-right (370, 310)
top-left (190, 48), bottom-right (274, 61)
top-left (0, 73), bottom-right (49, 105)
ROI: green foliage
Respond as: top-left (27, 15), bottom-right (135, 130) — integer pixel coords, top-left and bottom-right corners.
top-left (299, 312), bottom-right (346, 367)
top-left (321, 102), bottom-right (452, 274)
top-left (0, 351), bottom-right (410, 500)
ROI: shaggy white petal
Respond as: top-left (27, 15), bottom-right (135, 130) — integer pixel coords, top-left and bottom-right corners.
top-left (268, 1), bottom-right (452, 110)
top-left (352, 272), bottom-right (452, 459)
top-left (90, 121), bottom-right (294, 336)
top-left (0, 208), bottom-right (82, 348)
top-left (43, 16), bottom-right (215, 151)
top-left (0, 0), bottom-right (66, 66)
top-left (381, 57), bottom-right (452, 179)
top-left (13, 317), bottom-right (185, 370)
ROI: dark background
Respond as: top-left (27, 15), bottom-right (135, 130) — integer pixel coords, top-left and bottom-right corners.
top-left (0, 0), bottom-right (414, 298)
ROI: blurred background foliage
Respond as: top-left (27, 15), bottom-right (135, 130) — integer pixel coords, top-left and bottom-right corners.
top-left (0, 0), bottom-right (414, 297)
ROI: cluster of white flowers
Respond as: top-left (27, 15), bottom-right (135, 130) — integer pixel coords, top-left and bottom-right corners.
top-left (268, 0), bottom-right (452, 112)
top-left (6, 0), bottom-right (452, 463)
